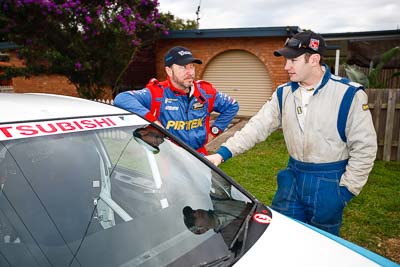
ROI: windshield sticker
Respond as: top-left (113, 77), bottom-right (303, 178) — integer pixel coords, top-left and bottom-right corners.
top-left (0, 116), bottom-right (137, 141)
top-left (253, 213), bottom-right (272, 224)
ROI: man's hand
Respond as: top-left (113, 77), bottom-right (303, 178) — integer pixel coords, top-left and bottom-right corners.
top-left (208, 134), bottom-right (216, 142)
top-left (205, 154), bottom-right (224, 166)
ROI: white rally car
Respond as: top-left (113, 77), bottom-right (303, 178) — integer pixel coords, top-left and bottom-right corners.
top-left (0, 93), bottom-right (398, 267)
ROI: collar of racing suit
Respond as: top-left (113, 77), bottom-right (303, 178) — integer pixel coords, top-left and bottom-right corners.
top-left (290, 64), bottom-right (331, 95)
top-left (165, 78), bottom-right (190, 96)
top-left (165, 78), bottom-right (206, 104)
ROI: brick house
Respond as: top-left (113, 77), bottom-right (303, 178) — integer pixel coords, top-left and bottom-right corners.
top-left (0, 43), bottom-right (112, 99)
top-left (153, 26), bottom-right (299, 116)
top-left (2, 27), bottom-right (399, 116)
top-left (0, 41), bottom-right (79, 97)
top-left (1, 26), bottom-right (298, 115)
top-left (151, 27), bottom-right (400, 116)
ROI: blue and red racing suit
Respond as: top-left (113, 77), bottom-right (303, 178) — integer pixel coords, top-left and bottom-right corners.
top-left (114, 78), bottom-right (239, 155)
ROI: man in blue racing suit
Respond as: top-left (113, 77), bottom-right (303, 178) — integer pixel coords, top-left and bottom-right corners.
top-left (114, 46), bottom-right (239, 155)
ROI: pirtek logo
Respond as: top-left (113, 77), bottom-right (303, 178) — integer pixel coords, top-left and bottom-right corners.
top-left (178, 50), bottom-right (192, 56)
top-left (166, 118), bottom-right (203, 130)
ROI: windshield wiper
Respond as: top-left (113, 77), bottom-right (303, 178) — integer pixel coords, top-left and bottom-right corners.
top-left (229, 202), bottom-right (257, 257)
top-left (196, 254), bottom-right (232, 267)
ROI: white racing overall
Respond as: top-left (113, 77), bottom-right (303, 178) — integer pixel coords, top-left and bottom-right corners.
top-left (217, 65), bottom-right (377, 235)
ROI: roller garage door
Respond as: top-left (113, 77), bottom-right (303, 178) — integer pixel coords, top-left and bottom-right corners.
top-left (202, 50), bottom-right (272, 116)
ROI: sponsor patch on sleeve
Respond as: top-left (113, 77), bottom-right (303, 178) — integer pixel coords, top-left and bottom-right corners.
top-left (362, 104), bottom-right (369, 111)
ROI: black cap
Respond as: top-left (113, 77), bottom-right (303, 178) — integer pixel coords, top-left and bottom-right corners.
top-left (274, 31), bottom-right (326, 58)
top-left (164, 46), bottom-right (203, 67)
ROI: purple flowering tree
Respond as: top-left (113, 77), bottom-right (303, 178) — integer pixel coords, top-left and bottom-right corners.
top-left (0, 0), bottom-right (167, 98)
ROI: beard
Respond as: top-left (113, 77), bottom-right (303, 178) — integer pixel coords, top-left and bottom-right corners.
top-left (171, 73), bottom-right (194, 90)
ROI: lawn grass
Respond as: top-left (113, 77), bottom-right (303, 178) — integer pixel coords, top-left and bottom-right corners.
top-left (218, 129), bottom-right (400, 262)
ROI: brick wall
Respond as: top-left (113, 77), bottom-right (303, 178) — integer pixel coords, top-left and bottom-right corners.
top-left (156, 37), bottom-right (289, 91)
top-left (13, 75), bottom-right (114, 99)
top-left (6, 51), bottom-right (113, 99)
top-left (13, 75), bottom-right (79, 96)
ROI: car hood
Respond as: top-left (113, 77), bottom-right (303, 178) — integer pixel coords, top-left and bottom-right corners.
top-left (0, 93), bottom-right (126, 123)
top-left (235, 209), bottom-right (394, 267)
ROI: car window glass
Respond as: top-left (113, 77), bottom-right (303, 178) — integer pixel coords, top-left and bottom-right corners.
top-left (0, 117), bottom-right (255, 267)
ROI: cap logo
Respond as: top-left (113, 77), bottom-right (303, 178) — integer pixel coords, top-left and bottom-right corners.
top-left (309, 38), bottom-right (320, 51)
top-left (178, 50), bottom-right (192, 56)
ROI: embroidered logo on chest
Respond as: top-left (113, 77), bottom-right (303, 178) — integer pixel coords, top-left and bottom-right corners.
top-left (165, 106), bottom-right (179, 111)
top-left (192, 102), bottom-right (204, 110)
top-left (165, 98), bottom-right (178, 104)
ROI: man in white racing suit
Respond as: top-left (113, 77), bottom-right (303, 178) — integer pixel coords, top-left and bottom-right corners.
top-left (206, 30), bottom-right (377, 235)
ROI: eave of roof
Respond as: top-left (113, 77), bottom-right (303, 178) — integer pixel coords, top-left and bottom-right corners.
top-left (162, 26), bottom-right (399, 43)
top-left (162, 26), bottom-right (301, 39)
top-left (321, 29), bottom-right (400, 41)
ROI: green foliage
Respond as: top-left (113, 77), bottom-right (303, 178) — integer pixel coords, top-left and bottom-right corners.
top-left (218, 131), bottom-right (288, 204)
top-left (344, 64), bottom-right (370, 87)
top-left (159, 12), bottom-right (197, 30)
top-left (341, 160), bottom-right (400, 259)
top-left (344, 46), bottom-right (400, 88)
top-left (219, 130), bottom-right (400, 262)
top-left (0, 1), bottom-right (198, 98)
top-left (0, 0), bottom-right (166, 98)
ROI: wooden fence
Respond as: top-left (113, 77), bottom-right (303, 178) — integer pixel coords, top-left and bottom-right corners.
top-left (366, 89), bottom-right (400, 161)
top-left (94, 88), bottom-right (400, 162)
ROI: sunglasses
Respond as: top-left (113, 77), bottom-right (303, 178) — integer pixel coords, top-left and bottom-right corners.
top-left (284, 38), bottom-right (308, 49)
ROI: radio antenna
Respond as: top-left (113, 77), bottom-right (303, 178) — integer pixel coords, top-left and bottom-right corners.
top-left (196, 0), bottom-right (202, 29)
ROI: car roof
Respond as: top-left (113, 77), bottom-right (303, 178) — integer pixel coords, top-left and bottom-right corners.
top-left (0, 93), bottom-right (127, 123)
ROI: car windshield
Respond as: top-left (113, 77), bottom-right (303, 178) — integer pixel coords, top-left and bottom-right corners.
top-left (0, 114), bottom-right (263, 267)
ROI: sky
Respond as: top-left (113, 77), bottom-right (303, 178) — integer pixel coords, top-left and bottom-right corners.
top-left (157, 0), bottom-right (400, 34)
